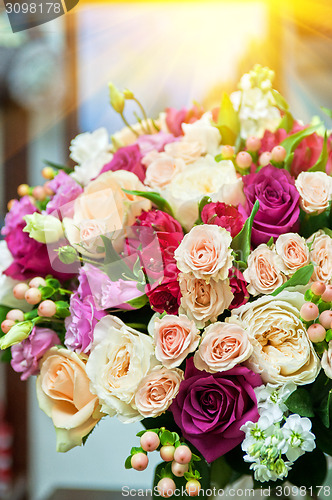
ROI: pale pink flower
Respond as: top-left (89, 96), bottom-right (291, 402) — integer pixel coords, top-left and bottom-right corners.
top-left (275, 233), bottom-right (309, 275)
top-left (308, 230), bottom-right (332, 283)
top-left (243, 244), bottom-right (285, 295)
top-left (295, 171), bottom-right (332, 214)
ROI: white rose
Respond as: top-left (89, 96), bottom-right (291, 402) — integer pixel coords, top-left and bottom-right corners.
top-left (164, 140), bottom-right (203, 164)
top-left (69, 128), bottom-right (110, 164)
top-left (232, 291), bottom-right (320, 385)
top-left (295, 172), bottom-right (332, 214)
top-left (145, 154), bottom-right (185, 190)
top-left (71, 152), bottom-right (113, 186)
top-left (86, 315), bottom-right (158, 423)
top-left (182, 112), bottom-right (221, 155)
top-left (163, 156), bottom-right (241, 230)
top-left (0, 241), bottom-right (31, 311)
top-left (321, 341), bottom-right (332, 379)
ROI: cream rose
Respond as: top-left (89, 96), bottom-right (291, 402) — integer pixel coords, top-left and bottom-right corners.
top-left (275, 233), bottom-right (310, 275)
top-left (194, 322), bottom-right (253, 373)
top-left (295, 172), bottom-right (332, 214)
top-left (63, 170), bottom-right (151, 256)
top-left (307, 230), bottom-right (332, 283)
top-left (243, 244), bottom-right (285, 295)
top-left (232, 291), bottom-right (320, 385)
top-left (151, 314), bottom-right (200, 368)
top-left (174, 224), bottom-right (233, 282)
top-left (179, 273), bottom-right (233, 328)
top-left (145, 155), bottom-right (185, 189)
top-left (36, 347), bottom-right (102, 452)
top-left (164, 140), bottom-right (203, 164)
top-left (163, 157), bottom-right (243, 230)
top-left (321, 341), bottom-right (332, 379)
top-left (134, 366), bottom-right (183, 418)
top-left (182, 112), bottom-right (221, 156)
top-left (85, 315), bottom-right (157, 423)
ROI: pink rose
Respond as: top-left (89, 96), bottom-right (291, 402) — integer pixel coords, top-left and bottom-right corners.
top-left (136, 132), bottom-right (177, 156)
top-left (134, 366), bottom-right (183, 418)
top-left (100, 144), bottom-right (146, 182)
top-left (275, 233), bottom-right (309, 275)
top-left (165, 105), bottom-right (204, 137)
top-left (194, 322), bottom-right (253, 373)
top-left (243, 244), bottom-right (285, 296)
top-left (295, 172), bottom-right (332, 214)
top-left (179, 273), bottom-right (233, 328)
top-left (145, 155), bottom-right (185, 189)
top-left (174, 225), bottom-right (233, 282)
top-left (201, 202), bottom-right (244, 238)
top-left (307, 230), bottom-right (332, 283)
top-left (11, 327), bottom-right (60, 381)
top-left (152, 314), bottom-right (200, 368)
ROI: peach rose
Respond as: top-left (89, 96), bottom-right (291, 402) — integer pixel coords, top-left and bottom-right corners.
top-left (179, 273), bottom-right (233, 328)
top-left (164, 140), bottom-right (203, 164)
top-left (307, 230), bottom-right (332, 283)
top-left (194, 321), bottom-right (253, 373)
top-left (321, 341), bottom-right (332, 379)
top-left (151, 314), bottom-right (200, 368)
top-left (63, 170), bottom-right (151, 255)
top-left (36, 347), bottom-right (102, 452)
top-left (275, 233), bottom-right (309, 275)
top-left (243, 244), bottom-right (285, 296)
top-left (174, 224), bottom-right (233, 282)
top-left (134, 366), bottom-right (183, 418)
top-left (145, 155), bottom-right (185, 189)
top-left (295, 172), bottom-right (332, 214)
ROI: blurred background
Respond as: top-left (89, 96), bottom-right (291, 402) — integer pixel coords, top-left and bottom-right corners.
top-left (1, 0), bottom-right (332, 499)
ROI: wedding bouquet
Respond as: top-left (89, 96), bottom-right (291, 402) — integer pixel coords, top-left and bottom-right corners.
top-left (1, 65), bottom-right (332, 497)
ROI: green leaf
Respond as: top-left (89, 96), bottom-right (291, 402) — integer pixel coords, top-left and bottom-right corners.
top-left (125, 456), bottom-right (132, 469)
top-left (271, 264), bottom-right (314, 296)
top-left (215, 92), bottom-right (240, 146)
top-left (0, 306), bottom-right (11, 329)
top-left (126, 294), bottom-right (148, 310)
top-left (284, 151), bottom-right (294, 172)
top-left (317, 389), bottom-right (332, 428)
top-left (321, 106), bottom-right (332, 119)
top-left (231, 200), bottom-right (259, 264)
top-left (308, 131), bottom-right (328, 172)
top-left (278, 111), bottom-right (294, 133)
top-left (43, 159), bottom-right (73, 174)
top-left (122, 189), bottom-right (174, 217)
top-left (266, 236), bottom-right (274, 247)
top-left (194, 196), bottom-right (212, 225)
top-left (271, 89), bottom-right (290, 111)
top-left (160, 430), bottom-right (175, 446)
top-left (312, 417), bottom-right (332, 455)
top-left (287, 448), bottom-right (327, 491)
top-left (271, 90), bottom-right (295, 134)
top-left (40, 286), bottom-right (55, 300)
top-left (101, 235), bottom-right (136, 282)
top-left (210, 456), bottom-right (233, 490)
top-left (285, 387), bottom-right (314, 417)
top-left (280, 124), bottom-right (321, 162)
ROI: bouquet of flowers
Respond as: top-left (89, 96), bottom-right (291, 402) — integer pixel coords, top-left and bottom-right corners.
top-left (1, 65), bottom-right (332, 497)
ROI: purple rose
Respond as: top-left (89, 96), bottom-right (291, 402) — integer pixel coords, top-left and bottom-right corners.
top-left (11, 326), bottom-right (60, 381)
top-left (136, 132), bottom-right (177, 155)
top-left (171, 358), bottom-right (261, 462)
top-left (100, 144), bottom-right (145, 182)
top-left (46, 171), bottom-right (83, 219)
top-left (243, 165), bottom-right (300, 246)
top-left (65, 292), bottom-right (107, 354)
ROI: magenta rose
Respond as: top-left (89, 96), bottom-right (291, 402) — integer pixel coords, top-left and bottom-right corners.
top-left (136, 132), bottom-right (177, 155)
top-left (243, 165), bottom-right (300, 246)
top-left (229, 267), bottom-right (249, 309)
top-left (201, 202), bottom-right (244, 238)
top-left (100, 144), bottom-right (145, 182)
top-left (11, 326), bottom-right (60, 381)
top-left (46, 171), bottom-right (83, 219)
top-left (64, 292), bottom-right (107, 354)
top-left (134, 209), bottom-right (183, 235)
top-left (146, 262), bottom-right (181, 315)
top-left (171, 358), bottom-right (261, 462)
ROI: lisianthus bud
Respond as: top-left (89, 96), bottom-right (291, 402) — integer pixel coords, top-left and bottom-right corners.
top-left (58, 245), bottom-right (78, 264)
top-left (108, 82), bottom-right (125, 114)
top-left (0, 321), bottom-right (33, 350)
top-left (123, 89), bottom-right (134, 99)
top-left (23, 213), bottom-right (64, 244)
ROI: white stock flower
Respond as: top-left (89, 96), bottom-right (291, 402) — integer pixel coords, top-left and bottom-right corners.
top-left (0, 241), bottom-right (31, 311)
top-left (71, 152), bottom-right (113, 186)
top-left (182, 112), bottom-right (221, 156)
top-left (255, 382), bottom-right (297, 422)
top-left (283, 414), bottom-right (316, 462)
top-left (69, 128), bottom-right (110, 164)
top-left (232, 291), bottom-right (320, 385)
top-left (86, 315), bottom-right (158, 423)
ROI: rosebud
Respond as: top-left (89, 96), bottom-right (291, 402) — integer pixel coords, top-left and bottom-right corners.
top-left (58, 246), bottom-right (78, 265)
top-left (0, 321), bottom-right (33, 350)
top-left (23, 213), bottom-right (64, 244)
top-left (108, 82), bottom-right (125, 114)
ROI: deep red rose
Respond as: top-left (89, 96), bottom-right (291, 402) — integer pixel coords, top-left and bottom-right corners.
top-left (228, 267), bottom-right (249, 309)
top-left (201, 202), bottom-right (244, 237)
top-left (135, 209), bottom-right (183, 235)
top-left (146, 263), bottom-right (181, 315)
top-left (100, 144), bottom-right (146, 182)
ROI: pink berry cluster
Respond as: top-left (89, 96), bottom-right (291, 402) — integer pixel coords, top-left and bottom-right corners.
top-left (126, 428), bottom-right (202, 497)
top-left (300, 281), bottom-right (332, 348)
top-left (219, 137), bottom-right (287, 174)
top-left (8, 168), bottom-right (56, 212)
top-left (1, 276), bottom-right (70, 336)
